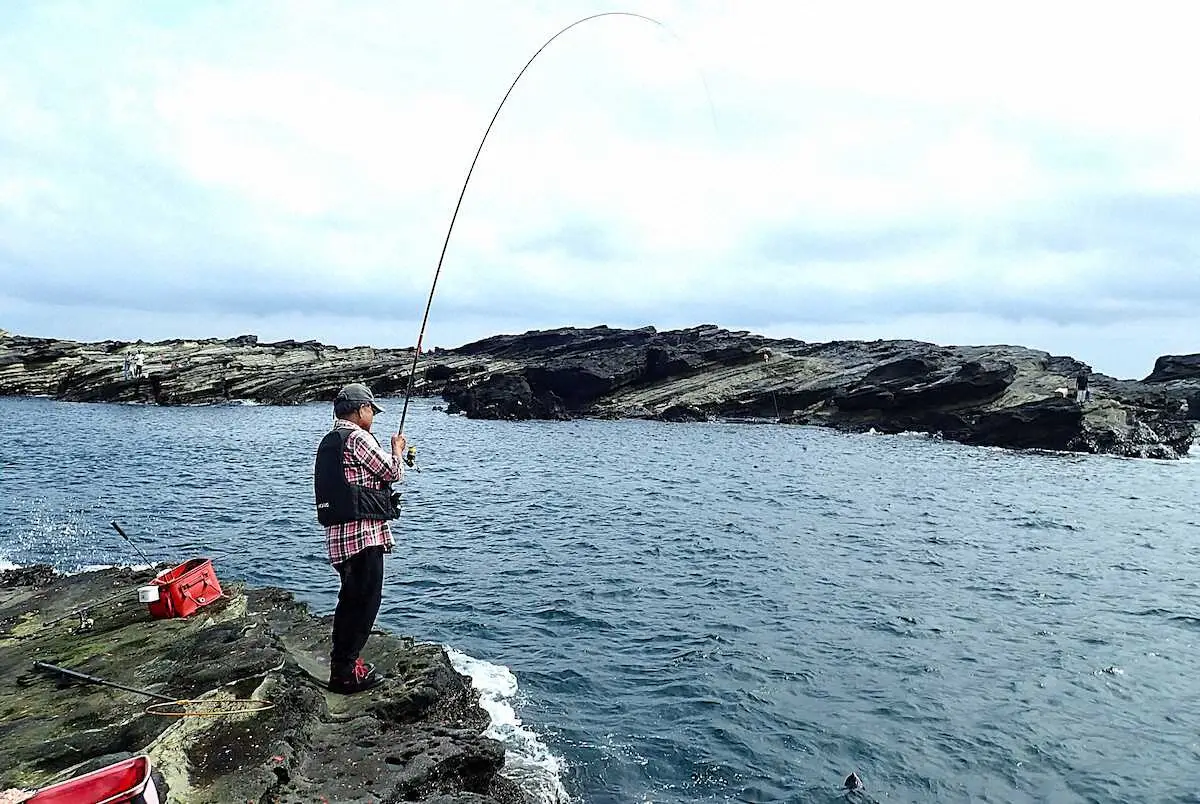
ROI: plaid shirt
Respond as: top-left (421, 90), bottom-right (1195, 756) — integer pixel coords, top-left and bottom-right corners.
top-left (324, 419), bottom-right (404, 565)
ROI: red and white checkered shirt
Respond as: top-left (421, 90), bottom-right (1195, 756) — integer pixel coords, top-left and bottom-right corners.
top-left (323, 419), bottom-right (404, 565)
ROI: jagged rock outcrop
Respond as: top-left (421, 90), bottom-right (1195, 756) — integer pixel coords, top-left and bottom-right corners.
top-left (1144, 354), bottom-right (1200, 383)
top-left (1, 326), bottom-right (1197, 458)
top-left (0, 566), bottom-right (526, 803)
top-left (954, 397), bottom-right (1190, 458)
top-left (657, 404), bottom-right (709, 423)
top-left (443, 374), bottom-right (569, 421)
top-left (426, 327), bottom-right (1199, 459)
top-left (1135, 354), bottom-right (1200, 422)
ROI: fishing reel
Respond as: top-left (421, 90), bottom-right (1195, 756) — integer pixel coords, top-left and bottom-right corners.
top-left (403, 444), bottom-right (419, 470)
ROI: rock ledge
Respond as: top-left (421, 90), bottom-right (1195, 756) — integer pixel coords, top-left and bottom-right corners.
top-left (0, 565), bottom-right (527, 804)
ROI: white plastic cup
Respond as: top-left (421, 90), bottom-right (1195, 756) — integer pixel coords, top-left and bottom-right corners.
top-left (138, 585), bottom-right (160, 603)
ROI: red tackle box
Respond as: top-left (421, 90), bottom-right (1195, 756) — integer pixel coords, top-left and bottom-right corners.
top-left (147, 558), bottom-right (223, 619)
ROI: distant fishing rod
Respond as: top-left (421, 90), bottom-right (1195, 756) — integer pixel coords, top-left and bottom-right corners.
top-left (396, 11), bottom-right (715, 437)
top-left (111, 520), bottom-right (154, 567)
top-left (40, 522), bottom-right (157, 630)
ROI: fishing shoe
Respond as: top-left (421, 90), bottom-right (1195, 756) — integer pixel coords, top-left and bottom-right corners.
top-left (328, 658), bottom-right (386, 694)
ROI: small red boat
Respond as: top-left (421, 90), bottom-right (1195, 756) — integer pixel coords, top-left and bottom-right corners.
top-left (26, 755), bottom-right (166, 804)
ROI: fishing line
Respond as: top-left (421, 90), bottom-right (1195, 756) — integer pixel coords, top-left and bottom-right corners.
top-left (396, 10), bottom-right (717, 437)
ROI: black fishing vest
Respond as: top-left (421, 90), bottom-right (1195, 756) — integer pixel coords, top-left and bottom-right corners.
top-left (314, 427), bottom-right (401, 527)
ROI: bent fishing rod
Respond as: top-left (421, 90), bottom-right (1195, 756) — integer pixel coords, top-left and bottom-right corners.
top-left (395, 11), bottom-right (710, 439)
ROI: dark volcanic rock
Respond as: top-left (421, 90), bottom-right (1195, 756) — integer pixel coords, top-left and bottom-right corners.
top-left (961, 397), bottom-right (1193, 459)
top-left (642, 325), bottom-right (768, 382)
top-left (1144, 354), bottom-right (1200, 382)
top-left (425, 364), bottom-right (460, 383)
top-left (0, 566), bottom-right (527, 804)
top-left (832, 359), bottom-right (1015, 413)
top-left (964, 398), bottom-right (1086, 450)
top-left (452, 325), bottom-right (656, 360)
top-left (434, 329), bottom-right (1196, 459)
top-left (444, 373), bottom-right (569, 420)
top-left (441, 325), bottom-right (770, 414)
top-left (657, 404), bottom-right (709, 423)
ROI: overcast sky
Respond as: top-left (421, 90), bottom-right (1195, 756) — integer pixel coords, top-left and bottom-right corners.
top-left (1, 1), bottom-right (1198, 379)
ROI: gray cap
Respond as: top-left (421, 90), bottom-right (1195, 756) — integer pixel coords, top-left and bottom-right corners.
top-left (334, 383), bottom-right (383, 414)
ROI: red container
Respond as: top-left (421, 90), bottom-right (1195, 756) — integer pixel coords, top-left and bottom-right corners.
top-left (28, 754), bottom-right (163, 803)
top-left (147, 558), bottom-right (223, 619)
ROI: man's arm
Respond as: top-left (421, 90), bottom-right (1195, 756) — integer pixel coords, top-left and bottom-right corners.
top-left (348, 431), bottom-right (404, 483)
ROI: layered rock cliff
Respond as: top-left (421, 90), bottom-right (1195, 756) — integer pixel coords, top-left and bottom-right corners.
top-left (426, 326), bottom-right (1197, 459)
top-left (1, 326), bottom-right (1196, 459)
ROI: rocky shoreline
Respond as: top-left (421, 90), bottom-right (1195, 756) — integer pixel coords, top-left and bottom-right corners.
top-left (2, 326), bottom-right (1198, 458)
top-left (0, 564), bottom-right (528, 803)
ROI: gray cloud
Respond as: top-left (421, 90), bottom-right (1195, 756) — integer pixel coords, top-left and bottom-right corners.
top-left (990, 192), bottom-right (1200, 303)
top-left (995, 193), bottom-right (1200, 259)
top-left (512, 221), bottom-right (625, 262)
top-left (756, 224), bottom-right (946, 264)
top-left (4, 184), bottom-right (1197, 334)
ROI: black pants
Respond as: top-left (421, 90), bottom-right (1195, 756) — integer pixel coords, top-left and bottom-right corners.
top-left (330, 546), bottom-right (384, 674)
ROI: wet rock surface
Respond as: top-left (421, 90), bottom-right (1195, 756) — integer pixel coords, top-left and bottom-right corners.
top-left (2, 325), bottom-right (1197, 458)
top-left (0, 566), bottom-right (526, 803)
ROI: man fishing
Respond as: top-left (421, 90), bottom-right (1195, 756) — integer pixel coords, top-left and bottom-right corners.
top-left (313, 382), bottom-right (406, 694)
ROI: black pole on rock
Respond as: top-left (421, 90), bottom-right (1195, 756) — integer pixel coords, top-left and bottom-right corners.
top-left (32, 661), bottom-right (177, 702)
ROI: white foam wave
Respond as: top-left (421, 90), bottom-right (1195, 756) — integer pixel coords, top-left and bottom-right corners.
top-left (896, 430), bottom-right (939, 439)
top-left (445, 647), bottom-right (571, 804)
top-left (0, 558), bottom-right (155, 577)
top-left (863, 428), bottom-right (939, 440)
top-left (64, 562), bottom-right (156, 576)
top-left (170, 398), bottom-right (263, 407)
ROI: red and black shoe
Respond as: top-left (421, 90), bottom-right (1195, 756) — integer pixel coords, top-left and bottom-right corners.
top-left (328, 658), bottom-right (386, 694)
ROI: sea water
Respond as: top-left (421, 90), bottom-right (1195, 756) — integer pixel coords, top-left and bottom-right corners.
top-left (2, 396), bottom-right (1199, 803)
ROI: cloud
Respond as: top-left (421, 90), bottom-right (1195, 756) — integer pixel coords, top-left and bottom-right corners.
top-left (512, 220), bottom-right (626, 262)
top-left (1, 0), bottom-right (1199, 380)
top-left (756, 224), bottom-right (947, 265)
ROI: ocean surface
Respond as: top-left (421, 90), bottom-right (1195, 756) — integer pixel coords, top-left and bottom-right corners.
top-left (2, 395), bottom-right (1199, 803)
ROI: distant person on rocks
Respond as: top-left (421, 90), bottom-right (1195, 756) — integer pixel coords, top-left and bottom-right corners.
top-left (1075, 370), bottom-right (1090, 403)
top-left (122, 353), bottom-right (131, 380)
top-left (133, 351), bottom-right (145, 379)
top-left (313, 383), bottom-right (406, 694)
